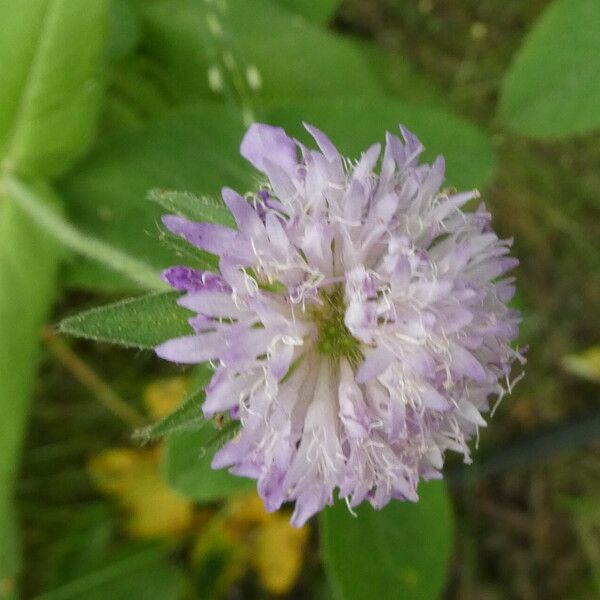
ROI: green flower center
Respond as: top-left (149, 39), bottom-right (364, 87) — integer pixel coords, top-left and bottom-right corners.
top-left (313, 287), bottom-right (362, 365)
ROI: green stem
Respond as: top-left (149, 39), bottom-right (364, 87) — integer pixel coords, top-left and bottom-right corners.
top-left (1, 175), bottom-right (166, 292)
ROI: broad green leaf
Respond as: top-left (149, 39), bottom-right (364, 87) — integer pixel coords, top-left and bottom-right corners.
top-left (320, 481), bottom-right (454, 600)
top-left (133, 0), bottom-right (378, 106)
top-left (267, 97), bottom-right (497, 190)
top-left (107, 0), bottom-right (141, 62)
top-left (163, 427), bottom-right (254, 503)
top-left (148, 188), bottom-right (235, 227)
top-left (100, 55), bottom-right (174, 137)
top-left (275, 0), bottom-right (340, 23)
top-left (59, 292), bottom-right (192, 349)
top-left (134, 364), bottom-right (213, 443)
top-left (0, 0), bottom-right (109, 177)
top-left (499, 0), bottom-right (600, 138)
top-left (38, 542), bottom-right (184, 600)
top-left (0, 182), bottom-right (61, 598)
top-left (59, 104), bottom-right (252, 291)
top-left (357, 42), bottom-right (446, 109)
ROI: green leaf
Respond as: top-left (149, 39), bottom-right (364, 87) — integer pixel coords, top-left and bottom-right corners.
top-left (274, 0), bottom-right (340, 23)
top-left (267, 97), bottom-right (497, 190)
top-left (499, 0), bottom-right (600, 138)
top-left (59, 103), bottom-right (252, 291)
top-left (320, 481), bottom-right (454, 600)
top-left (148, 188), bottom-right (235, 227)
top-left (133, 0), bottom-right (378, 106)
top-left (163, 427), bottom-right (254, 503)
top-left (0, 182), bottom-right (61, 598)
top-left (59, 292), bottom-right (192, 349)
top-left (0, 0), bottom-right (109, 177)
top-left (49, 504), bottom-right (115, 588)
top-left (106, 0), bottom-right (141, 62)
top-left (134, 364), bottom-right (213, 443)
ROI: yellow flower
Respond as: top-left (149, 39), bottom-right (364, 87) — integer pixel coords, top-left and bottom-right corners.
top-left (193, 491), bottom-right (309, 596)
top-left (252, 513), bottom-right (309, 594)
top-left (562, 346), bottom-right (600, 383)
top-left (90, 377), bottom-right (309, 595)
top-left (88, 447), bottom-right (194, 539)
top-left (143, 376), bottom-right (190, 419)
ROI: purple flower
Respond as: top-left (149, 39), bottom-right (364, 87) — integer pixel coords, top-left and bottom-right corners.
top-left (156, 123), bottom-right (524, 526)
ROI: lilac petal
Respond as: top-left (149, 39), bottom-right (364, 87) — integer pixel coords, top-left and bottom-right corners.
top-left (301, 221), bottom-right (333, 277)
top-left (212, 438), bottom-right (246, 469)
top-left (431, 190), bottom-right (479, 223)
top-left (222, 326), bottom-right (273, 363)
top-left (356, 346), bottom-right (394, 383)
top-left (263, 158), bottom-right (297, 200)
top-left (458, 401), bottom-right (487, 427)
top-left (290, 488), bottom-right (326, 527)
top-left (420, 155), bottom-right (445, 200)
top-left (269, 341), bottom-right (295, 380)
top-left (450, 343), bottom-right (487, 381)
top-left (421, 384), bottom-right (450, 411)
top-left (203, 369), bottom-right (257, 416)
top-left (240, 123), bottom-right (297, 174)
top-left (303, 123), bottom-right (340, 161)
top-left (344, 300), bottom-right (377, 344)
top-left (339, 360), bottom-right (369, 438)
top-left (155, 332), bottom-right (223, 364)
top-left (399, 125), bottom-right (425, 166)
top-left (221, 187), bottom-right (265, 239)
top-left (162, 215), bottom-right (236, 256)
top-left (353, 143), bottom-right (381, 181)
top-left (178, 289), bottom-right (241, 317)
top-left (161, 267), bottom-right (230, 292)
top-left (371, 192), bottom-right (398, 224)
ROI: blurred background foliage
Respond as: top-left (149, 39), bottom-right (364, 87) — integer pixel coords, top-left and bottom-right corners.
top-left (0, 0), bottom-right (599, 598)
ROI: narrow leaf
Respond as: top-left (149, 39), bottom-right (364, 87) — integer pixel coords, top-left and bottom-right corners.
top-left (320, 481), bottom-right (454, 600)
top-left (59, 292), bottom-right (192, 349)
top-left (148, 189), bottom-right (235, 227)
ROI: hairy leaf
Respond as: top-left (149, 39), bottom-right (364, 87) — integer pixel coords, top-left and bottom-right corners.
top-left (134, 365), bottom-right (213, 442)
top-left (59, 292), bottom-right (192, 349)
top-left (148, 189), bottom-right (235, 227)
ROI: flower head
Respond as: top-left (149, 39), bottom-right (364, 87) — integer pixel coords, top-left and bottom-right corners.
top-left (156, 123), bottom-right (523, 526)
